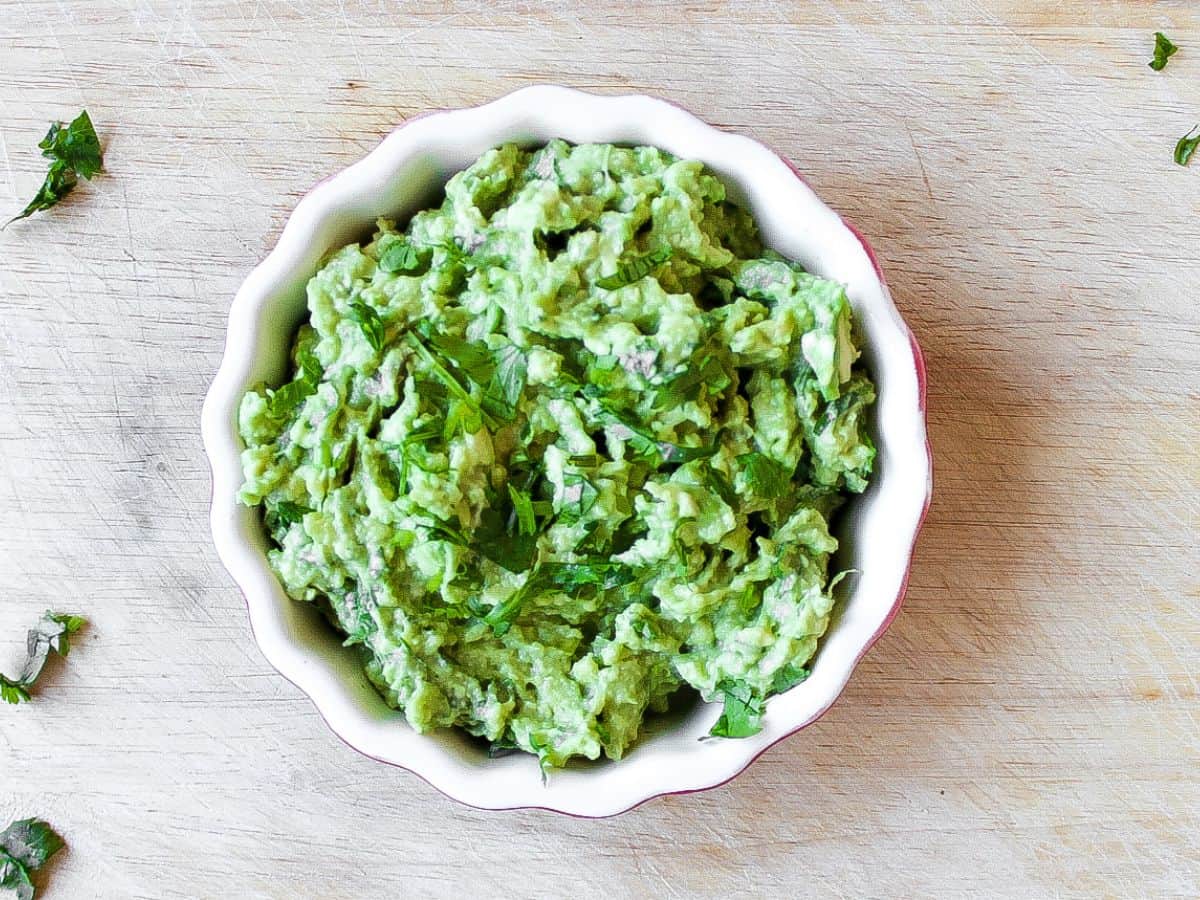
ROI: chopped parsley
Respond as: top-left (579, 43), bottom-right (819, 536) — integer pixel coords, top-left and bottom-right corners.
top-left (347, 302), bottom-right (386, 353)
top-left (736, 451), bottom-right (793, 500)
top-left (265, 500), bottom-right (310, 532)
top-left (595, 246), bottom-right (673, 290)
top-left (769, 664), bottom-right (811, 695)
top-left (1175, 125), bottom-right (1200, 167)
top-left (267, 348), bottom-right (322, 420)
top-left (508, 484), bottom-right (538, 536)
top-left (709, 680), bottom-right (765, 738)
top-left (1149, 32), bottom-right (1179, 71)
top-left (1, 612), bottom-right (87, 704)
top-left (378, 239), bottom-right (421, 273)
top-left (5, 110), bottom-right (103, 227)
top-left (0, 818), bottom-right (65, 900)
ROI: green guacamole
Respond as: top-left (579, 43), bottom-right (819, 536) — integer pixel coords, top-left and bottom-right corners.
top-left (238, 140), bottom-right (876, 767)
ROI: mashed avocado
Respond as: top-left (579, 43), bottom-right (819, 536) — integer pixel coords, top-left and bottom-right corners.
top-left (237, 141), bottom-right (876, 767)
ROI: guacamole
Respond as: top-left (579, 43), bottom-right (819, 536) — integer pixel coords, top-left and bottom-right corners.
top-left (237, 141), bottom-right (876, 767)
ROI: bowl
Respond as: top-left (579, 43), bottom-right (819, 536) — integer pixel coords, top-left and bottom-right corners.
top-left (201, 85), bottom-right (932, 817)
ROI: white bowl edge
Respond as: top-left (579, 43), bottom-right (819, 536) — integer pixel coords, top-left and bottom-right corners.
top-left (201, 85), bottom-right (933, 817)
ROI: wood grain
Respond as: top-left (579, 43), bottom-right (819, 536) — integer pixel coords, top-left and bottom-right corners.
top-left (1, 2), bottom-right (1197, 897)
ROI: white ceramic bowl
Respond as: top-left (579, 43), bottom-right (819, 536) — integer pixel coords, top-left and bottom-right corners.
top-left (202, 85), bottom-right (931, 817)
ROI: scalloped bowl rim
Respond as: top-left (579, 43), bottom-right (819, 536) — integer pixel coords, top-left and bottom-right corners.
top-left (201, 85), bottom-right (932, 817)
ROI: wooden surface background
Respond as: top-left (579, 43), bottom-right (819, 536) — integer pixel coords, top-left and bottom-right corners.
top-left (1, 2), bottom-right (1197, 897)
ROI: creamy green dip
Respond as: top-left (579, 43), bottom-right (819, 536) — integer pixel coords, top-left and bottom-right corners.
top-left (238, 140), bottom-right (876, 767)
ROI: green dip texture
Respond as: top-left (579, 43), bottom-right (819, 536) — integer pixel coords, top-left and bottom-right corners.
top-left (237, 140), bottom-right (876, 767)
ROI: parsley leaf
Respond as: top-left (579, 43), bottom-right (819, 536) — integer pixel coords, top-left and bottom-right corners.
top-left (482, 342), bottom-right (527, 421)
top-left (559, 472), bottom-right (599, 521)
top-left (1175, 125), bottom-right (1200, 167)
top-left (769, 664), bottom-right (811, 696)
top-left (1150, 32), bottom-right (1179, 71)
top-left (709, 680), bottom-right (765, 738)
top-left (0, 818), bottom-right (64, 900)
top-left (265, 499), bottom-right (310, 532)
top-left (473, 504), bottom-right (539, 573)
top-left (595, 246), bottom-right (673, 290)
top-left (537, 561), bottom-right (635, 591)
top-left (405, 332), bottom-right (498, 429)
top-left (378, 239), bottom-right (421, 273)
top-left (1, 612), bottom-right (86, 704)
top-left (656, 354), bottom-right (731, 407)
top-left (736, 451), bottom-right (793, 499)
top-left (347, 302), bottom-right (386, 353)
top-left (7, 162), bottom-right (77, 227)
top-left (423, 518), bottom-right (468, 547)
top-left (507, 484), bottom-right (537, 536)
top-left (0, 678), bottom-right (30, 706)
top-left (267, 348), bottom-right (322, 420)
top-left (419, 325), bottom-right (495, 384)
top-left (705, 465), bottom-right (739, 508)
top-left (415, 327), bottom-right (527, 423)
top-left (6, 110), bottom-right (103, 227)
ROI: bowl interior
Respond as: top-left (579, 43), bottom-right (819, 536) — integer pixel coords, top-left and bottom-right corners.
top-left (205, 86), bottom-right (929, 815)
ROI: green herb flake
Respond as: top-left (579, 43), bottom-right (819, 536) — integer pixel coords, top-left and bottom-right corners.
top-left (472, 504), bottom-right (539, 573)
top-left (482, 342), bottom-right (527, 421)
top-left (705, 465), bottom-right (739, 509)
top-left (405, 331), bottom-right (498, 430)
top-left (266, 348), bottom-right (322, 420)
top-left (5, 110), bottom-right (103, 227)
top-left (347, 302), bottom-right (386, 353)
top-left (1175, 125), bottom-right (1200, 167)
top-left (736, 451), bottom-right (793, 499)
top-left (378, 240), bottom-right (421, 273)
top-left (595, 246), bottom-right (673, 290)
top-left (559, 472), bottom-right (599, 521)
top-left (1149, 32), bottom-right (1179, 71)
top-left (265, 499), bottom-right (310, 532)
top-left (0, 818), bottom-right (65, 900)
top-left (769, 664), bottom-right (811, 696)
top-left (1, 612), bottom-right (87, 704)
top-left (508, 484), bottom-right (537, 536)
top-left (538, 561), bottom-right (635, 591)
top-left (708, 680), bottom-right (765, 738)
top-left (482, 587), bottom-right (526, 636)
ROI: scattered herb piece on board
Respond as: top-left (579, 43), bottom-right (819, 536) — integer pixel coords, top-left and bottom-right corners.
top-left (0, 818), bottom-right (65, 900)
top-left (5, 110), bottom-right (103, 227)
top-left (1175, 125), bottom-right (1200, 167)
top-left (1, 612), bottom-right (87, 704)
top-left (1149, 32), bottom-right (1179, 71)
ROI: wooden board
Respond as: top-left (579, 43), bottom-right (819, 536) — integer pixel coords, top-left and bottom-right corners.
top-left (1, 2), bottom-right (1197, 896)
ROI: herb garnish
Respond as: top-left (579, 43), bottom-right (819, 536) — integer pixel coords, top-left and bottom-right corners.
top-left (596, 402), bottom-right (713, 468)
top-left (1149, 32), bottom-right (1179, 71)
top-left (508, 484), bottom-right (538, 536)
top-left (265, 499), bottom-right (310, 532)
top-left (736, 451), bottom-right (793, 500)
top-left (480, 558), bottom-right (635, 637)
top-left (267, 348), bottom-right (322, 420)
top-left (1, 612), bottom-right (86, 704)
top-left (595, 246), bottom-right (673, 290)
top-left (347, 302), bottom-right (386, 353)
top-left (769, 664), bottom-right (811, 695)
top-left (0, 818), bottom-right (65, 900)
top-left (656, 353), bottom-right (731, 407)
top-left (1175, 125), bottom-right (1200, 167)
top-left (378, 239), bottom-right (421, 273)
top-left (709, 680), bottom-right (764, 738)
top-left (406, 331), bottom-right (496, 430)
top-left (473, 502), bottom-right (539, 573)
top-left (5, 110), bottom-right (103, 227)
